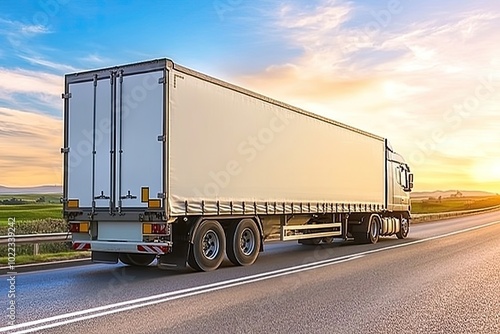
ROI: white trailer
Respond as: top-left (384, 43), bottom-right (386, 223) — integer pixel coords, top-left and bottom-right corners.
top-left (63, 59), bottom-right (413, 271)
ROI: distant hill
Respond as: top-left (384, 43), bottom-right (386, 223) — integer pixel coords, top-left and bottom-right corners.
top-left (412, 190), bottom-right (497, 199)
top-left (0, 185), bottom-right (62, 194)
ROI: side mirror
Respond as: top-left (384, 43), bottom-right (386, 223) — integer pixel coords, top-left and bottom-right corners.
top-left (404, 173), bottom-right (414, 192)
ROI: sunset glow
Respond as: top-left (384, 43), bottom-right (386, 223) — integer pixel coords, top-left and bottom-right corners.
top-left (0, 1), bottom-right (499, 193)
top-left (472, 159), bottom-right (500, 183)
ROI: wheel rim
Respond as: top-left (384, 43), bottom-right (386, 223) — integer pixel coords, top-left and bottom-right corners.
top-left (202, 230), bottom-right (220, 260)
top-left (401, 218), bottom-right (409, 236)
top-left (240, 227), bottom-right (256, 256)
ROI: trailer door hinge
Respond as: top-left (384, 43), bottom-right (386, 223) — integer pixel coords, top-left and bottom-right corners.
top-left (157, 135), bottom-right (166, 142)
top-left (158, 77), bottom-right (166, 84)
top-left (157, 193), bottom-right (166, 199)
top-left (61, 147), bottom-right (69, 153)
top-left (61, 93), bottom-right (72, 99)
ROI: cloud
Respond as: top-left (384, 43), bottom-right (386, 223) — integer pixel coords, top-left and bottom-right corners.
top-left (0, 107), bottom-right (61, 187)
top-left (0, 67), bottom-right (61, 95)
top-left (237, 1), bottom-right (500, 191)
top-left (20, 23), bottom-right (50, 35)
top-left (0, 18), bottom-right (51, 36)
top-left (0, 67), bottom-right (63, 112)
top-left (0, 18), bottom-right (51, 50)
top-left (19, 55), bottom-right (78, 73)
top-left (78, 54), bottom-right (111, 66)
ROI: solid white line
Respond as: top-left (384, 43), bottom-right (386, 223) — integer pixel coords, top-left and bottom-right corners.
top-left (12, 255), bottom-right (365, 334)
top-left (0, 254), bottom-right (365, 333)
top-left (2, 220), bottom-right (499, 333)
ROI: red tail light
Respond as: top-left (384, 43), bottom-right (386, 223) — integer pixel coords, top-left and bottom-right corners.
top-left (143, 223), bottom-right (167, 234)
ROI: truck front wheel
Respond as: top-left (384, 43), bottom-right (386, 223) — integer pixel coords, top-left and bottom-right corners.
top-left (188, 220), bottom-right (226, 271)
top-left (353, 214), bottom-right (380, 244)
top-left (226, 219), bottom-right (261, 266)
top-left (396, 216), bottom-right (410, 239)
top-left (119, 253), bottom-right (156, 266)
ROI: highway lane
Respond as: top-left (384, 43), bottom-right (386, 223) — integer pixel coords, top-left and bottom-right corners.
top-left (1, 211), bottom-right (499, 333)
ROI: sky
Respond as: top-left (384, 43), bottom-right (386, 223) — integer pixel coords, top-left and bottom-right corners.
top-left (0, 0), bottom-right (499, 192)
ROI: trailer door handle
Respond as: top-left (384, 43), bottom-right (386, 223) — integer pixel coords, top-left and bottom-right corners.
top-left (94, 191), bottom-right (110, 200)
top-left (120, 190), bottom-right (137, 200)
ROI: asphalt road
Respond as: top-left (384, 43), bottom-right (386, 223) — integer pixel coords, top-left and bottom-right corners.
top-left (1, 212), bottom-right (499, 333)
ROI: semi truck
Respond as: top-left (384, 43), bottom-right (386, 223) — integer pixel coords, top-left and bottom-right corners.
top-left (62, 58), bottom-right (413, 272)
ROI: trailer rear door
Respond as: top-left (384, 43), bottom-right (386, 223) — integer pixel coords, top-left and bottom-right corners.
top-left (64, 67), bottom-right (165, 216)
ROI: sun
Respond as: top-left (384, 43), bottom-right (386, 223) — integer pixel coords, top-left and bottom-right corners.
top-left (472, 158), bottom-right (500, 183)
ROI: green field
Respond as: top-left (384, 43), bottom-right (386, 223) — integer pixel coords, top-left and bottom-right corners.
top-left (0, 194), bottom-right (61, 202)
top-left (0, 194), bottom-right (63, 223)
top-left (0, 204), bottom-right (62, 222)
top-left (411, 196), bottom-right (500, 214)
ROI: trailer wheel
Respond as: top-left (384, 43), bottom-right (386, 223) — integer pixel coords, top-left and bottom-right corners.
top-left (119, 253), bottom-right (156, 266)
top-left (188, 220), bottom-right (225, 271)
top-left (226, 219), bottom-right (261, 266)
top-left (353, 215), bottom-right (380, 244)
top-left (396, 216), bottom-right (410, 239)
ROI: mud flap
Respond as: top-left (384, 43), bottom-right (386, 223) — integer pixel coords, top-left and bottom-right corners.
top-left (157, 221), bottom-right (189, 270)
top-left (157, 240), bottom-right (189, 270)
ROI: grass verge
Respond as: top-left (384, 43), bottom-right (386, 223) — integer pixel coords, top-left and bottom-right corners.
top-left (0, 251), bottom-right (90, 266)
top-left (0, 204), bottom-right (62, 222)
top-left (411, 196), bottom-right (500, 214)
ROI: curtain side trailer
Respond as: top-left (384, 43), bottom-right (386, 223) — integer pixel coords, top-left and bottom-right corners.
top-left (63, 59), bottom-right (413, 271)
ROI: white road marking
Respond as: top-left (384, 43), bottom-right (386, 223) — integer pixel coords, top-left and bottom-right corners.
top-left (2, 220), bottom-right (499, 333)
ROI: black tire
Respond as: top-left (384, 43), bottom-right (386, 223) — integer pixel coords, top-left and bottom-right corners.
top-left (353, 215), bottom-right (380, 244)
top-left (188, 220), bottom-right (226, 272)
top-left (119, 253), bottom-right (156, 266)
top-left (226, 219), bottom-right (261, 266)
top-left (368, 215), bottom-right (380, 244)
top-left (396, 216), bottom-right (410, 239)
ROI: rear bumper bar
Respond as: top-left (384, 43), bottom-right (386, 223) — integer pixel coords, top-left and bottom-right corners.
top-left (72, 240), bottom-right (172, 254)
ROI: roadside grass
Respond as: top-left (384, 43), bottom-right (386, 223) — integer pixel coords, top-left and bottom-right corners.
top-left (0, 251), bottom-right (90, 266)
top-left (0, 204), bottom-right (62, 222)
top-left (411, 196), bottom-right (500, 214)
top-left (0, 219), bottom-right (66, 235)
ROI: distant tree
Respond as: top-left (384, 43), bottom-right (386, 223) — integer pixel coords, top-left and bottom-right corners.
top-left (35, 196), bottom-right (46, 203)
top-left (3, 197), bottom-right (28, 205)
